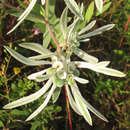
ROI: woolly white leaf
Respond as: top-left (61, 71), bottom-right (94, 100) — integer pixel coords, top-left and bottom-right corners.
top-left (75, 61), bottom-right (126, 77)
top-left (71, 84), bottom-right (92, 125)
top-left (4, 46), bottom-right (51, 66)
top-left (78, 24), bottom-right (115, 39)
top-left (66, 86), bottom-right (82, 115)
top-left (71, 81), bottom-right (108, 122)
top-left (74, 48), bottom-right (98, 64)
top-left (64, 0), bottom-right (83, 20)
top-left (27, 69), bottom-right (49, 80)
top-left (60, 7), bottom-right (68, 40)
top-left (95, 0), bottom-right (103, 13)
top-left (19, 43), bottom-right (51, 54)
top-left (52, 87), bottom-right (61, 103)
top-left (74, 76), bottom-right (89, 84)
top-left (78, 20), bottom-right (96, 35)
top-left (26, 84), bottom-right (56, 121)
top-left (95, 67), bottom-right (126, 77)
top-left (29, 54), bottom-right (55, 60)
top-left (78, 39), bottom-right (90, 42)
top-left (7, 0), bottom-right (37, 34)
top-left (3, 79), bottom-right (52, 109)
top-left (95, 61), bottom-right (110, 68)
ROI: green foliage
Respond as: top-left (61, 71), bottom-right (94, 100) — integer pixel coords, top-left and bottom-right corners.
top-left (0, 0), bottom-right (129, 129)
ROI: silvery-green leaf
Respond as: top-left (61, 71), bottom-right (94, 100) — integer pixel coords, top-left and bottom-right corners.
top-left (7, 0), bottom-right (37, 34)
top-left (41, 0), bottom-right (45, 5)
top-left (74, 48), bottom-right (98, 64)
top-left (78, 24), bottom-right (115, 39)
top-left (95, 0), bottom-right (103, 13)
top-left (84, 100), bottom-right (108, 122)
top-left (27, 68), bottom-right (49, 80)
top-left (18, 0), bottom-right (37, 21)
top-left (52, 87), bottom-right (61, 103)
top-left (95, 67), bottom-right (126, 77)
top-left (94, 24), bottom-right (115, 32)
top-left (70, 80), bottom-right (108, 122)
top-left (60, 7), bottom-right (68, 40)
top-left (70, 84), bottom-right (92, 125)
top-left (78, 30), bottom-right (102, 39)
top-left (78, 39), bottom-right (90, 42)
top-left (19, 42), bottom-right (52, 54)
top-left (64, 0), bottom-right (83, 20)
top-left (74, 76), bottom-right (89, 84)
top-left (67, 18), bottom-right (79, 41)
top-left (74, 61), bottom-right (95, 69)
top-left (80, 3), bottom-right (84, 14)
top-left (75, 61), bottom-right (126, 77)
top-left (26, 84), bottom-right (56, 121)
top-left (34, 74), bottom-right (52, 82)
top-left (29, 53), bottom-right (55, 60)
top-left (78, 20), bottom-right (96, 35)
top-left (96, 2), bottom-right (112, 16)
top-left (95, 61), bottom-right (110, 68)
top-left (4, 46), bottom-right (51, 66)
top-left (66, 86), bottom-right (82, 115)
top-left (3, 79), bottom-right (52, 109)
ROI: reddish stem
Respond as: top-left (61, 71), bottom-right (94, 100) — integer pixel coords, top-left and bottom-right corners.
top-left (118, 15), bottom-right (130, 49)
top-left (64, 85), bottom-right (73, 130)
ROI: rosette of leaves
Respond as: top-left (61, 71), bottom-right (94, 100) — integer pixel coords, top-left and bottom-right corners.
top-left (3, 42), bottom-right (125, 125)
top-left (59, 5), bottom-right (115, 50)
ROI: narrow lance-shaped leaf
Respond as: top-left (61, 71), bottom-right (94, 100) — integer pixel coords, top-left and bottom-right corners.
top-left (4, 46), bottom-right (51, 66)
top-left (66, 86), bottom-right (82, 115)
top-left (64, 0), bottom-right (83, 20)
top-left (74, 76), bottom-right (89, 84)
top-left (78, 24), bottom-right (115, 39)
top-left (19, 42), bottom-right (52, 54)
top-left (95, 67), bottom-right (126, 77)
top-left (85, 1), bottom-right (94, 23)
top-left (75, 61), bottom-right (126, 77)
top-left (95, 61), bottom-right (110, 68)
top-left (78, 20), bottom-right (96, 35)
top-left (29, 54), bottom-right (55, 60)
top-left (60, 7), bottom-right (68, 40)
top-left (3, 79), bottom-right (52, 109)
top-left (26, 84), bottom-right (56, 121)
top-left (67, 18), bottom-right (79, 41)
top-left (95, 0), bottom-right (103, 13)
top-left (96, 2), bottom-right (112, 16)
top-left (70, 83), bottom-right (92, 125)
top-left (27, 68), bottom-right (49, 80)
top-left (18, 0), bottom-right (37, 21)
top-left (71, 81), bottom-right (109, 122)
top-left (7, 0), bottom-right (37, 34)
top-left (74, 48), bottom-right (98, 64)
top-left (52, 87), bottom-right (61, 103)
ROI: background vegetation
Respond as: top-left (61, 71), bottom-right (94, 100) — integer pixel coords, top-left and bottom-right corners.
top-left (0, 0), bottom-right (129, 129)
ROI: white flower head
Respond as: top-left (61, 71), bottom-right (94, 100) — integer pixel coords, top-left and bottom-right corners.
top-left (52, 56), bottom-right (58, 62)
top-left (52, 60), bottom-right (64, 72)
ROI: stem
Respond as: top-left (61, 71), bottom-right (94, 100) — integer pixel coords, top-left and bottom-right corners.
top-left (45, 0), bottom-right (49, 21)
top-left (64, 85), bottom-right (73, 130)
top-left (45, 0), bottom-right (62, 58)
top-left (118, 15), bottom-right (130, 49)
